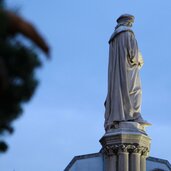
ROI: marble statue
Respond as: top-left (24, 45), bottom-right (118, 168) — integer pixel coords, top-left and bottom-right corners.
top-left (104, 14), bottom-right (149, 131)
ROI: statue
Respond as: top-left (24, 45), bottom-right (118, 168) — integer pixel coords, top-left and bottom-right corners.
top-left (104, 14), bottom-right (149, 131)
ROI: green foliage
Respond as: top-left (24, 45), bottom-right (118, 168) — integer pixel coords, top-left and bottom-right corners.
top-left (0, 1), bottom-right (42, 152)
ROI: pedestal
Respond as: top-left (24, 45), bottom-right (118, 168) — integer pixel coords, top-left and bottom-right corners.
top-left (100, 122), bottom-right (151, 171)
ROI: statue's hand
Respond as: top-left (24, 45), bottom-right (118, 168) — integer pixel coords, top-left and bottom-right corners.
top-left (138, 51), bottom-right (144, 68)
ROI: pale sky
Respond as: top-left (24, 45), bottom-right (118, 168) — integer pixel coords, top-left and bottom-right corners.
top-left (1, 0), bottom-right (171, 171)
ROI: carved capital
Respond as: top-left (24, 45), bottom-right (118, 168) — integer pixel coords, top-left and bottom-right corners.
top-left (103, 143), bottom-right (150, 156)
top-left (103, 145), bottom-right (118, 156)
top-left (118, 144), bottom-right (130, 153)
top-left (141, 147), bottom-right (149, 157)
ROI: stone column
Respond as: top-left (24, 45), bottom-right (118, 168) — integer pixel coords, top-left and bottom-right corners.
top-left (140, 155), bottom-right (146, 171)
top-left (130, 152), bottom-right (141, 171)
top-left (103, 145), bottom-right (117, 171)
top-left (105, 155), bottom-right (117, 171)
top-left (118, 151), bottom-right (129, 171)
top-left (140, 151), bottom-right (148, 171)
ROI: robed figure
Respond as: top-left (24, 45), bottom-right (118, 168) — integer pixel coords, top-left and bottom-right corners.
top-left (104, 14), bottom-right (148, 131)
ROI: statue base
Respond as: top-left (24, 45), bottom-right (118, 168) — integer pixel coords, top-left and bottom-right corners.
top-left (100, 122), bottom-right (151, 171)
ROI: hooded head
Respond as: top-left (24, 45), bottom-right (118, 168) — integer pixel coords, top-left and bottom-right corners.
top-left (116, 14), bottom-right (135, 27)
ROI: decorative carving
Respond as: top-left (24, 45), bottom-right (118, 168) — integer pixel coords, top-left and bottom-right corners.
top-left (103, 145), bottom-right (118, 156)
top-left (103, 143), bottom-right (149, 156)
top-left (118, 144), bottom-right (129, 153)
top-left (141, 147), bottom-right (149, 156)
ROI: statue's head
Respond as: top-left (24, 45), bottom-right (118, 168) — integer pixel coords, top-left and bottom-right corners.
top-left (116, 14), bottom-right (135, 27)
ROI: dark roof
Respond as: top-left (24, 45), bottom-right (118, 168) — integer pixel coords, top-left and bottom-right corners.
top-left (148, 156), bottom-right (171, 170)
top-left (64, 153), bottom-right (102, 171)
top-left (64, 153), bottom-right (171, 171)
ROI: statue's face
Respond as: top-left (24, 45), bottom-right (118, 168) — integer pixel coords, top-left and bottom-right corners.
top-left (117, 20), bottom-right (133, 27)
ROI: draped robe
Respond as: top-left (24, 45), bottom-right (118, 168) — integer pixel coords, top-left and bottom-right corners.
top-left (104, 26), bottom-right (144, 130)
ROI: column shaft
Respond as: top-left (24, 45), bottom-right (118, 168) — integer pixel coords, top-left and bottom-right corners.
top-left (105, 155), bottom-right (117, 171)
top-left (140, 155), bottom-right (147, 171)
top-left (130, 152), bottom-right (141, 171)
top-left (118, 152), bottom-right (129, 171)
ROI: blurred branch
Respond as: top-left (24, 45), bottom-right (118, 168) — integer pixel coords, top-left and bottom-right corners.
top-left (0, 1), bottom-right (51, 153)
top-left (1, 9), bottom-right (50, 57)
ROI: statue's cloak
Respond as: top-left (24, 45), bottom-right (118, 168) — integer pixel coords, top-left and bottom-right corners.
top-left (104, 26), bottom-right (144, 130)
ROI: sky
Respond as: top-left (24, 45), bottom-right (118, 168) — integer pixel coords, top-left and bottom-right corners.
top-left (1, 0), bottom-right (171, 170)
